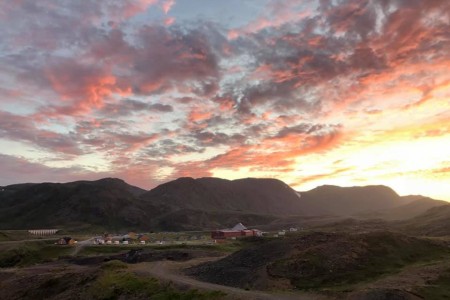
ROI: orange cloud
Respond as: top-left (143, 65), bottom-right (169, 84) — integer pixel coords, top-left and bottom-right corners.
top-left (188, 109), bottom-right (212, 123)
top-left (290, 167), bottom-right (353, 187)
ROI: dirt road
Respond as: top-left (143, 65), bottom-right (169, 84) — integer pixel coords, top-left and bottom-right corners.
top-left (130, 258), bottom-right (332, 300)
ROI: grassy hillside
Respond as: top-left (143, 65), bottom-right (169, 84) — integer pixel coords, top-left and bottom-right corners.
top-left (397, 204), bottom-right (450, 236)
top-left (417, 267), bottom-right (450, 299)
top-left (0, 259), bottom-right (226, 300)
top-left (0, 241), bottom-right (73, 268)
top-left (187, 231), bottom-right (450, 291)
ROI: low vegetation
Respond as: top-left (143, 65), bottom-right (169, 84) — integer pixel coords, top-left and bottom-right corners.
top-left (188, 231), bottom-right (450, 292)
top-left (416, 267), bottom-right (450, 299)
top-left (0, 260), bottom-right (226, 300)
top-left (0, 241), bottom-right (72, 268)
top-left (269, 232), bottom-right (450, 290)
top-left (78, 241), bottom-right (242, 257)
top-left (0, 231), bottom-right (12, 241)
top-left (100, 260), bottom-right (128, 271)
top-left (88, 266), bottom-right (226, 300)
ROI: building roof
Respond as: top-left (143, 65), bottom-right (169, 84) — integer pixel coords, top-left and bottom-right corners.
top-left (231, 223), bottom-right (247, 231)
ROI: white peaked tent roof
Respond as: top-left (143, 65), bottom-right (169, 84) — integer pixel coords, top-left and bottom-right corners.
top-left (231, 223), bottom-right (247, 231)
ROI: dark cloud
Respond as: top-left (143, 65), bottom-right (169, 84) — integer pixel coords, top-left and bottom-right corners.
top-left (191, 130), bottom-right (247, 147)
top-left (127, 24), bottom-right (222, 95)
top-left (274, 123), bottom-right (340, 139)
top-left (143, 139), bottom-right (203, 158)
top-left (99, 99), bottom-right (173, 117)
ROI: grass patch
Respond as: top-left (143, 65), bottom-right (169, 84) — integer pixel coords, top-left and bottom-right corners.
top-left (78, 245), bottom-right (138, 256)
top-left (0, 242), bottom-right (73, 267)
top-left (88, 269), bottom-right (225, 300)
top-left (101, 260), bottom-right (128, 271)
top-left (78, 241), bottom-right (243, 257)
top-left (153, 241), bottom-right (244, 253)
top-left (416, 268), bottom-right (450, 299)
top-left (0, 230), bottom-right (34, 241)
top-left (0, 231), bottom-right (13, 241)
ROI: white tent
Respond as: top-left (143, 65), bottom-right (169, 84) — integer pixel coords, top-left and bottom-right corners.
top-left (231, 223), bottom-right (247, 231)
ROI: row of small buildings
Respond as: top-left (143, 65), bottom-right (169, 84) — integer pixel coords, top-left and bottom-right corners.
top-left (94, 232), bottom-right (151, 245)
top-left (211, 223), bottom-right (301, 239)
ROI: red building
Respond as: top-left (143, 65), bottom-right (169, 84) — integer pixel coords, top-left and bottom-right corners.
top-left (211, 223), bottom-right (262, 239)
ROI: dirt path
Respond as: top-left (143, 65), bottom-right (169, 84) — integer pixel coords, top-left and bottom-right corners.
top-left (130, 258), bottom-right (332, 300)
top-left (70, 237), bottom-right (94, 256)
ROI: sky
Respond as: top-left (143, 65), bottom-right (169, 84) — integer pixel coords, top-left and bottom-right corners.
top-left (0, 0), bottom-right (449, 200)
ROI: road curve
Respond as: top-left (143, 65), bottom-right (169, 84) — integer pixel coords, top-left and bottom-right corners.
top-left (131, 259), bottom-right (331, 300)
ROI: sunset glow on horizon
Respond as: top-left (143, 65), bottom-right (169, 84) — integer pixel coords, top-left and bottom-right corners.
top-left (0, 0), bottom-right (449, 200)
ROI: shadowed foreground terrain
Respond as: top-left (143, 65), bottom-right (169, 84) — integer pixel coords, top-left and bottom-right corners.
top-left (187, 232), bottom-right (450, 299)
top-left (1, 231), bottom-right (449, 299)
top-left (0, 260), bottom-right (226, 300)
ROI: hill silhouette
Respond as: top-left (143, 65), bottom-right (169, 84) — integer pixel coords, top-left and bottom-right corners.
top-left (0, 177), bottom-right (446, 231)
top-left (140, 177), bottom-right (304, 215)
top-left (0, 178), bottom-right (155, 230)
top-left (298, 184), bottom-right (402, 216)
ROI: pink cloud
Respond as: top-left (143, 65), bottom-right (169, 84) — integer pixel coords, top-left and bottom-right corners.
top-left (43, 59), bottom-right (131, 115)
top-left (161, 0), bottom-right (175, 14)
top-left (164, 17), bottom-right (175, 26)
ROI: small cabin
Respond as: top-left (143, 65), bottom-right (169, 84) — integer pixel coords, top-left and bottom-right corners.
top-left (138, 234), bottom-right (150, 242)
top-left (56, 237), bottom-right (76, 245)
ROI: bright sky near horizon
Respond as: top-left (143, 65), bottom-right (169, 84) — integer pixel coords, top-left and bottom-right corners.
top-left (0, 0), bottom-right (449, 200)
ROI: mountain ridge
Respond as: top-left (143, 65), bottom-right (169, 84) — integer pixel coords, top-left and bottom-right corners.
top-left (0, 177), bottom-right (446, 231)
